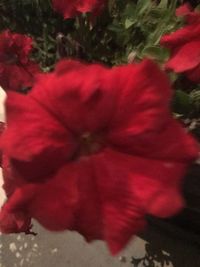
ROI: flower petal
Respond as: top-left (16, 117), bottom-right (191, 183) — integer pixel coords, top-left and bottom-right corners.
top-left (0, 208), bottom-right (31, 234)
top-left (92, 148), bottom-right (188, 253)
top-left (110, 60), bottom-right (171, 134)
top-left (0, 159), bottom-right (101, 235)
top-left (108, 60), bottom-right (198, 162)
top-left (108, 61), bottom-right (183, 158)
top-left (1, 92), bottom-right (77, 181)
top-left (160, 22), bottom-right (200, 49)
top-left (0, 185), bottom-right (33, 234)
top-left (30, 60), bottom-right (118, 134)
top-left (109, 116), bottom-right (198, 163)
top-left (165, 40), bottom-right (200, 72)
top-left (28, 163), bottom-right (79, 231)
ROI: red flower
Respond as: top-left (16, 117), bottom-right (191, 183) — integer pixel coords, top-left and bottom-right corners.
top-left (0, 30), bottom-right (40, 91)
top-left (176, 3), bottom-right (192, 17)
top-left (160, 7), bottom-right (200, 83)
top-left (52, 0), bottom-right (106, 19)
top-left (0, 59), bottom-right (198, 254)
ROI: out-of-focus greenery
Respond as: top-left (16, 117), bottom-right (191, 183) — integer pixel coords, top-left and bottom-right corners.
top-left (0, 0), bottom-right (182, 67)
top-left (0, 0), bottom-right (200, 132)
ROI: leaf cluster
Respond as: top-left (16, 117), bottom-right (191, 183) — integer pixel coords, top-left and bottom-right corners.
top-left (0, 0), bottom-right (181, 66)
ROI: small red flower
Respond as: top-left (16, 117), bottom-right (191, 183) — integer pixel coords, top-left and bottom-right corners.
top-left (52, 0), bottom-right (106, 19)
top-left (0, 59), bottom-right (198, 254)
top-left (160, 6), bottom-right (200, 83)
top-left (0, 30), bottom-right (40, 91)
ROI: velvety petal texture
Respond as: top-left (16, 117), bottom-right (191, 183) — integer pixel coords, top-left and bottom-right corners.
top-left (52, 0), bottom-right (106, 18)
top-left (0, 59), bottom-right (199, 254)
top-left (0, 30), bottom-right (40, 91)
top-left (160, 7), bottom-right (200, 83)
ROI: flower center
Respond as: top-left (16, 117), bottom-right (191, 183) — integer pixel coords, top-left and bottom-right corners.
top-left (78, 131), bottom-right (105, 156)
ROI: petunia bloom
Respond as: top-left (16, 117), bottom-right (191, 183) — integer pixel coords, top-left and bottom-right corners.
top-left (0, 59), bottom-right (199, 254)
top-left (52, 0), bottom-right (106, 19)
top-left (160, 6), bottom-right (200, 83)
top-left (0, 30), bottom-right (40, 92)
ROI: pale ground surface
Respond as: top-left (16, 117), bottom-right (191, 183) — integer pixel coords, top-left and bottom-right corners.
top-left (0, 86), bottom-right (175, 267)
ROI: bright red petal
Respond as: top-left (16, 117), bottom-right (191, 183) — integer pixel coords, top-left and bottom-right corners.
top-left (165, 40), bottom-right (200, 72)
top-left (0, 208), bottom-right (31, 234)
top-left (92, 150), bottom-right (145, 254)
top-left (160, 22), bottom-right (200, 49)
top-left (29, 163), bottom-right (80, 231)
top-left (0, 146), bottom-right (193, 253)
top-left (110, 60), bottom-right (172, 133)
top-left (109, 116), bottom-right (198, 163)
top-left (0, 185), bottom-right (33, 234)
top-left (0, 159), bottom-right (102, 236)
top-left (1, 92), bottom-right (77, 181)
top-left (108, 60), bottom-right (198, 162)
top-left (29, 159), bottom-right (101, 233)
top-left (30, 60), bottom-right (117, 134)
top-left (92, 148), bottom-right (188, 254)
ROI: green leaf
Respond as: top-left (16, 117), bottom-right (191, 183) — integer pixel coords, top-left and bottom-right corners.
top-left (173, 90), bottom-right (191, 114)
top-left (158, 0), bottom-right (169, 9)
top-left (142, 46), bottom-right (169, 61)
top-left (123, 2), bottom-right (136, 18)
top-left (190, 90), bottom-right (200, 109)
top-left (108, 23), bottom-right (123, 33)
top-left (125, 18), bottom-right (134, 29)
top-left (169, 0), bottom-right (177, 14)
top-left (168, 72), bottom-right (178, 83)
top-left (108, 0), bottom-right (115, 13)
top-left (136, 0), bottom-right (152, 16)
